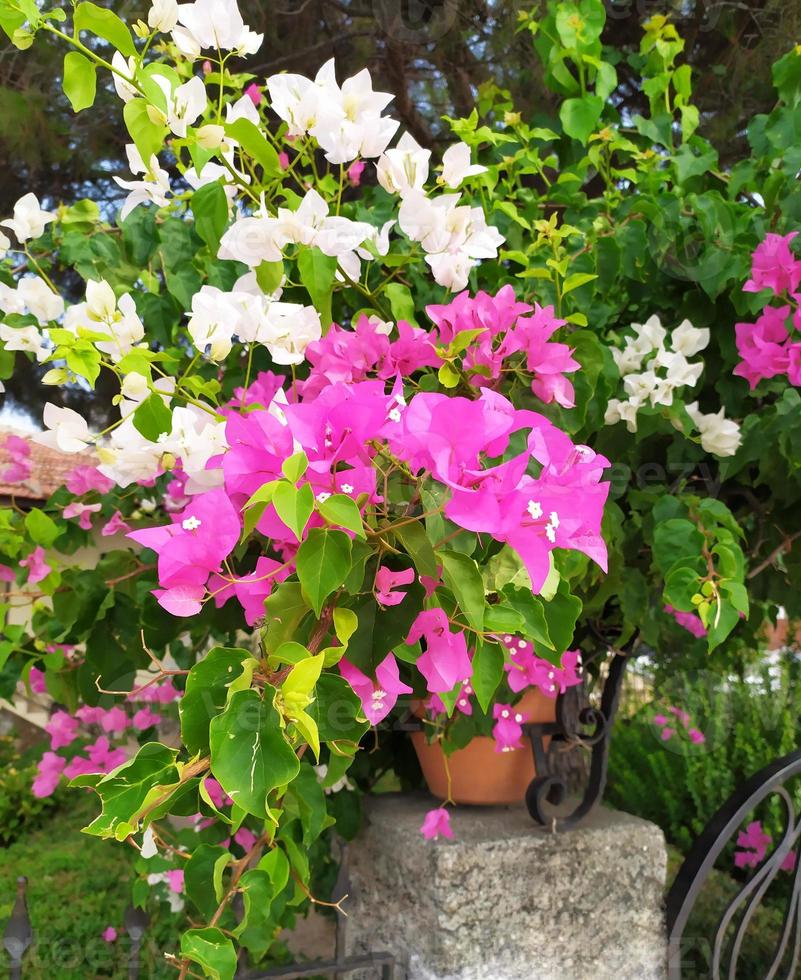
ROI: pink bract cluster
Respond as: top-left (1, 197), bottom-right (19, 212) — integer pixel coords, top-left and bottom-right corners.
top-left (734, 232), bottom-right (801, 388)
top-left (32, 681), bottom-right (179, 798)
top-left (663, 603), bottom-right (707, 639)
top-left (652, 705), bottom-right (705, 745)
top-left (121, 289), bottom-right (609, 734)
top-left (734, 820), bottom-right (797, 872)
top-left (1, 434), bottom-right (31, 484)
top-left (303, 286), bottom-right (579, 406)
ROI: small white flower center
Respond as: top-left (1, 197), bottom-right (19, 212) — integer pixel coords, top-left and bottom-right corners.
top-left (526, 499), bottom-right (543, 519)
top-left (341, 483), bottom-right (354, 494)
top-left (316, 491), bottom-right (331, 503)
top-left (182, 516), bottom-right (201, 531)
top-left (371, 688), bottom-right (387, 702)
top-left (501, 709), bottom-right (509, 719)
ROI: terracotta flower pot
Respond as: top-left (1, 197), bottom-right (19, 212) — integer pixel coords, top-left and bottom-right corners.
top-left (411, 688), bottom-right (556, 805)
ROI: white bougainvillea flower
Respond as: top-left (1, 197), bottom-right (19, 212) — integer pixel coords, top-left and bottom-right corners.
top-left (0, 323), bottom-right (49, 362)
top-left (0, 282), bottom-right (25, 316)
top-left (258, 302), bottom-right (322, 365)
top-left (0, 230), bottom-right (11, 258)
top-left (398, 190), bottom-right (504, 290)
top-left (604, 397), bottom-right (640, 432)
top-left (120, 371), bottom-right (150, 402)
top-left (376, 132), bottom-right (431, 196)
top-left (440, 142), bottom-right (487, 189)
top-left (187, 285), bottom-right (243, 361)
top-left (151, 73), bottom-right (207, 138)
top-left (268, 60), bottom-right (397, 163)
top-left (671, 318), bottom-right (710, 357)
top-left (114, 145), bottom-right (171, 220)
top-left (86, 279), bottom-right (117, 321)
top-left (175, 0), bottom-right (262, 55)
top-left (226, 93), bottom-right (260, 126)
top-left (652, 349), bottom-right (704, 389)
top-left (35, 404), bottom-right (93, 453)
top-left (17, 276), bottom-right (65, 326)
top-left (686, 402), bottom-right (742, 457)
top-left (1, 193), bottom-right (55, 243)
top-left (148, 0), bottom-right (178, 32)
top-left (111, 52), bottom-right (138, 103)
top-left (218, 213), bottom-right (282, 266)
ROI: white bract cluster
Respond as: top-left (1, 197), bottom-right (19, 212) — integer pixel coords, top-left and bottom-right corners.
top-left (0, 0), bottom-right (508, 489)
top-left (187, 273), bottom-right (322, 364)
top-left (605, 314), bottom-right (741, 457)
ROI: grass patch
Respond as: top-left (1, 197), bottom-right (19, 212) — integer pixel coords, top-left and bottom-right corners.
top-left (0, 792), bottom-right (180, 979)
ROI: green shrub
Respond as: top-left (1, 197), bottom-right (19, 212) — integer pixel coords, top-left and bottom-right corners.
top-left (0, 735), bottom-right (62, 847)
top-left (608, 659), bottom-right (801, 852)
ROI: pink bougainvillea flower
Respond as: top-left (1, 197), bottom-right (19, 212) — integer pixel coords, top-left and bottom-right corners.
top-left (45, 710), bottom-right (79, 750)
top-left (501, 636), bottom-right (582, 698)
top-left (165, 869), bottom-right (185, 893)
top-left (660, 727), bottom-right (675, 742)
top-left (743, 232), bottom-right (801, 295)
top-left (1, 433), bottom-right (31, 483)
top-left (339, 652), bottom-right (412, 725)
top-left (278, 150), bottom-right (290, 170)
top-left (667, 705), bottom-right (691, 727)
top-left (210, 556), bottom-right (288, 625)
top-left (374, 566), bottom-right (415, 606)
top-left (102, 927), bottom-right (118, 943)
top-left (204, 776), bottom-right (233, 810)
top-left (32, 751), bottom-right (66, 798)
top-left (406, 609), bottom-right (472, 693)
top-left (664, 604), bottom-right (707, 638)
top-left (234, 827), bottom-right (257, 851)
top-left (63, 501), bottom-right (102, 530)
top-left (28, 666), bottom-right (46, 693)
top-left (688, 728), bottom-right (706, 745)
top-left (101, 511), bottom-right (132, 537)
top-left (244, 82), bottom-right (262, 105)
top-left (128, 488), bottom-right (241, 616)
top-left (20, 546), bottom-right (50, 585)
top-left (734, 821), bottom-right (772, 869)
top-left (420, 806), bottom-right (453, 840)
top-left (734, 305), bottom-right (791, 389)
top-left (492, 703), bottom-right (528, 753)
top-left (347, 160), bottom-right (365, 186)
top-left (75, 705), bottom-right (106, 725)
top-left (782, 851), bottom-right (798, 873)
top-left (65, 465), bottom-right (114, 496)
top-left (132, 707), bottom-right (162, 730)
top-left (100, 705), bottom-right (129, 735)
top-left (0, 563), bottom-right (16, 583)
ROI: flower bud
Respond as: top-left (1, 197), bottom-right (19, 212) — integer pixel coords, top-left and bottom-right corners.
top-left (196, 124), bottom-right (225, 149)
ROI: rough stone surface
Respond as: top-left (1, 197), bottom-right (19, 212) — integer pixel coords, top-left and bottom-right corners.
top-left (345, 793), bottom-right (667, 980)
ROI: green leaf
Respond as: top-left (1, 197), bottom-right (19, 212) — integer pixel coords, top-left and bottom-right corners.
top-left (190, 181), bottom-right (230, 252)
top-left (295, 529), bottom-right (352, 617)
top-left (307, 673), bottom-right (370, 746)
top-left (180, 927), bottom-right (237, 980)
top-left (297, 247), bottom-right (337, 328)
top-left (184, 844), bottom-right (231, 919)
top-left (132, 393), bottom-right (172, 442)
top-left (706, 599), bottom-right (740, 652)
top-left (653, 519), bottom-right (705, 574)
top-left (281, 451), bottom-right (308, 484)
top-left (393, 520), bottom-right (438, 578)
top-left (255, 260), bottom-right (284, 295)
top-left (72, 742), bottom-right (179, 839)
top-left (502, 586), bottom-right (554, 650)
top-left (317, 493), bottom-right (365, 538)
top-left (123, 99), bottom-right (167, 167)
top-left (224, 118), bottom-right (282, 177)
top-left (560, 95), bottom-right (604, 143)
top-left (74, 1), bottom-right (136, 56)
top-left (471, 640), bottom-right (504, 712)
top-left (438, 550), bottom-right (485, 631)
top-left (263, 582), bottom-right (311, 652)
top-left (180, 647), bottom-right (251, 755)
top-left (282, 652), bottom-right (325, 698)
top-left (64, 345), bottom-right (101, 385)
top-left (384, 282), bottom-right (418, 326)
top-left (562, 272), bottom-right (597, 295)
top-left (24, 508), bottom-right (61, 547)
top-left (209, 689), bottom-right (300, 819)
top-left (272, 481), bottom-right (314, 542)
top-left (63, 51), bottom-right (97, 112)
top-left (663, 566), bottom-right (701, 612)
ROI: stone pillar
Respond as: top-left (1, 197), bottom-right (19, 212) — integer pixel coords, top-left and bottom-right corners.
top-left (345, 794), bottom-right (667, 980)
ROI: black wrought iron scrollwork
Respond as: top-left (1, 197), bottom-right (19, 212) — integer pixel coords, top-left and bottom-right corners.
top-left (666, 747), bottom-right (801, 980)
top-left (523, 649), bottom-right (629, 830)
